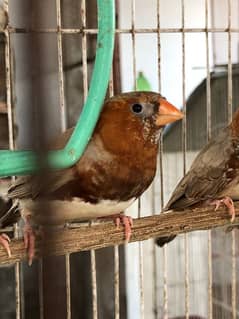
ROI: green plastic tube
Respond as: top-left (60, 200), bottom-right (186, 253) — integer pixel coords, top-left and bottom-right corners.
top-left (0, 0), bottom-right (115, 177)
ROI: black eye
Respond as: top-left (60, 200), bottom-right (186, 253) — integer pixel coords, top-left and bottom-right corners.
top-left (131, 103), bottom-right (143, 114)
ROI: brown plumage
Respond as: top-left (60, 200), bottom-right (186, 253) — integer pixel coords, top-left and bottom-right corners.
top-left (8, 91), bottom-right (183, 219)
top-left (2, 91), bottom-right (183, 260)
top-left (156, 108), bottom-right (239, 247)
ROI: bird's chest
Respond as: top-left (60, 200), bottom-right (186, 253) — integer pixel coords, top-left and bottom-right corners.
top-left (79, 154), bottom-right (156, 202)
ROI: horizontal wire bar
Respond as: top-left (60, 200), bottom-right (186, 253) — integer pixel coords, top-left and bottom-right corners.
top-left (4, 27), bottom-right (239, 35)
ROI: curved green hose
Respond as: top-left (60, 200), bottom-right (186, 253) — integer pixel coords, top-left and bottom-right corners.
top-left (0, 0), bottom-right (115, 177)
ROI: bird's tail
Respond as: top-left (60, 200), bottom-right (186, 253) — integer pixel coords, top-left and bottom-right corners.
top-left (155, 234), bottom-right (177, 247)
top-left (0, 197), bottom-right (20, 229)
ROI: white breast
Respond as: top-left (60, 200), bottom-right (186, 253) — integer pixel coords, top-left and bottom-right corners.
top-left (20, 197), bottom-right (135, 225)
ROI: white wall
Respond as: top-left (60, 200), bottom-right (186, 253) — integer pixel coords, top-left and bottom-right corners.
top-left (119, 0), bottom-right (239, 109)
top-left (211, 0), bottom-right (239, 65)
top-left (118, 0), bottom-right (214, 108)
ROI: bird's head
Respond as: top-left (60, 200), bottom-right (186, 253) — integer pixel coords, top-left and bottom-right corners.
top-left (95, 91), bottom-right (183, 155)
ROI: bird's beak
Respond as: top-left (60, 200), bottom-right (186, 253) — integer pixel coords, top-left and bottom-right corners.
top-left (156, 98), bottom-right (184, 126)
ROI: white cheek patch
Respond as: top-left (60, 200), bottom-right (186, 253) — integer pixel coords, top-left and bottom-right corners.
top-left (20, 197), bottom-right (135, 225)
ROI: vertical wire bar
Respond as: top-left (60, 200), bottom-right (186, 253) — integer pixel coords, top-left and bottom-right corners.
top-left (210, 0), bottom-right (217, 66)
top-left (131, 1), bottom-right (145, 317)
top-left (4, 2), bottom-right (21, 318)
top-left (81, 3), bottom-right (97, 317)
top-left (181, 1), bottom-right (189, 318)
top-left (114, 245), bottom-right (120, 319)
top-left (91, 249), bottom-right (98, 319)
top-left (205, 1), bottom-right (213, 318)
top-left (159, 81), bottom-right (168, 318)
top-left (158, 19), bottom-right (167, 313)
top-left (56, 2), bottom-right (71, 318)
top-left (56, 0), bottom-right (67, 131)
top-left (162, 242), bottom-right (168, 319)
top-left (14, 225), bottom-right (21, 319)
top-left (64, 253), bottom-right (71, 319)
top-left (4, 1), bottom-right (14, 150)
top-left (227, 0), bottom-right (232, 123)
top-left (227, 1), bottom-right (236, 317)
top-left (38, 259), bottom-right (44, 319)
top-left (207, 231), bottom-right (213, 319)
top-left (56, 2), bottom-right (72, 317)
top-left (108, 70), bottom-right (120, 319)
top-left (81, 0), bottom-right (88, 101)
top-left (151, 182), bottom-right (158, 318)
top-left (65, 254), bottom-right (71, 319)
top-left (131, 0), bottom-right (137, 89)
top-left (151, 1), bottom-right (161, 318)
top-left (138, 199), bottom-right (145, 319)
top-left (232, 231), bottom-right (236, 319)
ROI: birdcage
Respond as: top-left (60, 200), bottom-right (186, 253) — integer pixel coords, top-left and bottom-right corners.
top-left (0, 0), bottom-right (239, 318)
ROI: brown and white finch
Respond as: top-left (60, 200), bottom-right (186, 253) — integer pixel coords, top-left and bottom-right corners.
top-left (1, 91), bottom-right (183, 261)
top-left (156, 108), bottom-right (239, 247)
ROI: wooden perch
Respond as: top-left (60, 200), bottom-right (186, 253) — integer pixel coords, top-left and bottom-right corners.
top-left (0, 203), bottom-right (239, 265)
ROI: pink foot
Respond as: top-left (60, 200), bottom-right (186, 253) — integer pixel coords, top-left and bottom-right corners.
top-left (115, 215), bottom-right (133, 242)
top-left (211, 196), bottom-right (235, 222)
top-left (23, 216), bottom-right (35, 266)
top-left (0, 233), bottom-right (11, 257)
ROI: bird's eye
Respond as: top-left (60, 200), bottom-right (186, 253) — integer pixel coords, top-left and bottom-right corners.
top-left (131, 103), bottom-right (143, 114)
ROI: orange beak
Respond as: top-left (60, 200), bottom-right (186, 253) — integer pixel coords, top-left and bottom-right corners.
top-left (156, 98), bottom-right (184, 126)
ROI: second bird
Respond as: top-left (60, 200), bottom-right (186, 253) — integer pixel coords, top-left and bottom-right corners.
top-left (156, 108), bottom-right (239, 247)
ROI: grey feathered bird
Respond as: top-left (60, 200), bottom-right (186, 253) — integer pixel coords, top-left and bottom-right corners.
top-left (156, 108), bottom-right (239, 247)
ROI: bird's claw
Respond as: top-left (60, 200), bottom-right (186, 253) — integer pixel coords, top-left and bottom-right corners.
top-left (0, 233), bottom-right (11, 257)
top-left (115, 215), bottom-right (133, 242)
top-left (23, 216), bottom-right (35, 266)
top-left (211, 196), bottom-right (235, 222)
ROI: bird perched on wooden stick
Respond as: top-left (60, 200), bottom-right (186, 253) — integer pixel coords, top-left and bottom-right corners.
top-left (156, 108), bottom-right (239, 247)
top-left (1, 91), bottom-right (183, 263)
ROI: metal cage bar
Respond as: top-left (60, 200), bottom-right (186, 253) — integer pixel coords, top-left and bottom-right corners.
top-left (151, 2), bottom-right (161, 318)
top-left (205, 0), bottom-right (213, 319)
top-left (8, 27), bottom-right (239, 34)
top-left (56, 0), bottom-right (67, 131)
top-left (3, 1), bottom-right (21, 318)
top-left (226, 1), bottom-right (237, 318)
top-left (91, 249), bottom-right (98, 319)
top-left (0, 0), bottom-right (115, 176)
top-left (38, 259), bottom-right (44, 319)
top-left (65, 254), bottom-right (71, 319)
top-left (81, 0), bottom-right (88, 102)
top-left (205, 1), bottom-right (213, 318)
top-left (108, 68), bottom-right (121, 319)
top-left (180, 1), bottom-right (189, 318)
top-left (130, 0), bottom-right (145, 317)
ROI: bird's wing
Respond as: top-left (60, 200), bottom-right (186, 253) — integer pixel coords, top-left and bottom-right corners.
top-left (165, 127), bottom-right (239, 210)
top-left (8, 169), bottom-right (75, 199)
top-left (8, 127), bottom-right (76, 200)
